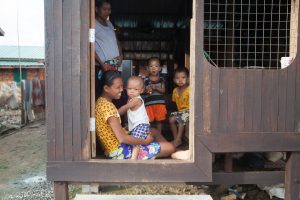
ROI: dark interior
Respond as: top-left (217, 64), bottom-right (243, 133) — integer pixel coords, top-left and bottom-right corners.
top-left (95, 0), bottom-right (193, 156)
top-left (110, 0), bottom-right (192, 90)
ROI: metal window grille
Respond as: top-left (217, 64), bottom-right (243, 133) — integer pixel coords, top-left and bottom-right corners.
top-left (204, 0), bottom-right (297, 69)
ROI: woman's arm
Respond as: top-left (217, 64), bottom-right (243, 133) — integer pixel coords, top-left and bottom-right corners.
top-left (116, 38), bottom-right (123, 67)
top-left (108, 116), bottom-right (153, 145)
top-left (95, 53), bottom-right (112, 71)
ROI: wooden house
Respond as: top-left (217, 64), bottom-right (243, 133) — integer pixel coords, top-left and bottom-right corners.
top-left (45, 0), bottom-right (300, 199)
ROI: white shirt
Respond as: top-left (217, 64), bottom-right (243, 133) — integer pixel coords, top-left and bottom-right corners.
top-left (95, 20), bottom-right (119, 62)
top-left (127, 96), bottom-right (150, 131)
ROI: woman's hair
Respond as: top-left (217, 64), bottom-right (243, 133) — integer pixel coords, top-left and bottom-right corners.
top-left (174, 67), bottom-right (189, 77)
top-left (97, 71), bottom-right (121, 98)
top-left (95, 0), bottom-right (110, 8)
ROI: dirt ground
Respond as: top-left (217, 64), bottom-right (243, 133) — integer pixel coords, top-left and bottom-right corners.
top-left (0, 115), bottom-right (283, 200)
top-left (0, 120), bottom-right (47, 196)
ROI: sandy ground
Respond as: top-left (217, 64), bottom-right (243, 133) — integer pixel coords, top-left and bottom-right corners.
top-left (0, 120), bottom-right (47, 196)
top-left (0, 117), bottom-right (281, 200)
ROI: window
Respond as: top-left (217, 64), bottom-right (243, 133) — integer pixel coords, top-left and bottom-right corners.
top-left (204, 0), bottom-right (296, 69)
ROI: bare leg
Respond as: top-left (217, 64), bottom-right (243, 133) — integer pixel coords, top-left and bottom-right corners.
top-left (150, 128), bottom-right (167, 142)
top-left (156, 121), bottom-right (163, 134)
top-left (157, 141), bottom-right (176, 158)
top-left (131, 146), bottom-right (139, 160)
top-left (169, 116), bottom-right (178, 140)
top-left (173, 124), bottom-right (185, 147)
top-left (150, 128), bottom-right (175, 158)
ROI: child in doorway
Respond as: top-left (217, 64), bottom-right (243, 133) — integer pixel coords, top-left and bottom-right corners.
top-left (118, 76), bottom-right (151, 160)
top-left (169, 67), bottom-right (190, 147)
top-left (143, 57), bottom-right (167, 134)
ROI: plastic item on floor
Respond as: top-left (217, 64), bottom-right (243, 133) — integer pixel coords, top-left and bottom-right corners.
top-left (258, 184), bottom-right (285, 199)
top-left (264, 152), bottom-right (284, 163)
top-left (171, 150), bottom-right (190, 160)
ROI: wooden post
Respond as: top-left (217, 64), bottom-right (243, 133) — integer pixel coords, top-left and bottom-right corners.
top-left (225, 0), bottom-right (235, 68)
top-left (284, 152), bottom-right (300, 200)
top-left (224, 153), bottom-right (233, 172)
top-left (54, 182), bottom-right (69, 200)
top-left (290, 0), bottom-right (299, 58)
top-left (20, 80), bottom-right (26, 125)
top-left (90, 0), bottom-right (96, 158)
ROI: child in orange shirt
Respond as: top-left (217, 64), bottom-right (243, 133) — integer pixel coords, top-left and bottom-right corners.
top-left (143, 57), bottom-right (167, 134)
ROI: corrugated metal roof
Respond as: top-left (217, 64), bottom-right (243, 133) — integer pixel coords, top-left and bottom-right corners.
top-left (0, 46), bottom-right (44, 59)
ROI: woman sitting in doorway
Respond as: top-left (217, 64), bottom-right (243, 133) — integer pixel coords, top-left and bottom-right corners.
top-left (95, 71), bottom-right (175, 159)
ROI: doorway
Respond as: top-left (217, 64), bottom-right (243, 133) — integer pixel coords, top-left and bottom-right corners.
top-left (91, 0), bottom-right (193, 158)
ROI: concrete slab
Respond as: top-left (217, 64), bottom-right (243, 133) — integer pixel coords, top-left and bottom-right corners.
top-left (74, 195), bottom-right (213, 200)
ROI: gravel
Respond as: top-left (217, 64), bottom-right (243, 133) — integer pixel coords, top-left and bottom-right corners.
top-left (1, 181), bottom-right (53, 200)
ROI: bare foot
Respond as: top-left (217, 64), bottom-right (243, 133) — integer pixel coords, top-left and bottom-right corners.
top-left (172, 139), bottom-right (182, 148)
top-left (171, 150), bottom-right (190, 160)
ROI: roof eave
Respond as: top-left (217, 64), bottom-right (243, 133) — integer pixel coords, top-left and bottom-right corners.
top-left (0, 28), bottom-right (4, 36)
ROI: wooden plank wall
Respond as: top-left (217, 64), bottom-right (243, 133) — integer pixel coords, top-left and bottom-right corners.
top-left (201, 1), bottom-right (300, 136)
top-left (45, 0), bottom-right (90, 162)
top-left (202, 63), bottom-right (299, 134)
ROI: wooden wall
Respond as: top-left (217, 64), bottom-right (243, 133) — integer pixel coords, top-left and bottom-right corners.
top-left (45, 0), bottom-right (90, 162)
top-left (45, 0), bottom-right (300, 160)
top-left (200, 65), bottom-right (300, 134)
top-left (0, 69), bottom-right (13, 82)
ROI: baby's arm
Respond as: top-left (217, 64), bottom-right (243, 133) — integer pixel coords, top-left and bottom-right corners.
top-left (118, 97), bottom-right (142, 115)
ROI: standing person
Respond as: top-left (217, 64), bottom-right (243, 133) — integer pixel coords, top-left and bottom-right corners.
top-left (118, 76), bottom-right (150, 160)
top-left (143, 57), bottom-right (167, 134)
top-left (169, 67), bottom-right (190, 147)
top-left (95, 71), bottom-right (175, 160)
top-left (95, 0), bottom-right (123, 76)
top-left (95, 0), bottom-right (127, 104)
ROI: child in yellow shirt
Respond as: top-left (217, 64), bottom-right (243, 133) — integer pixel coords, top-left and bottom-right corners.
top-left (169, 67), bottom-right (190, 147)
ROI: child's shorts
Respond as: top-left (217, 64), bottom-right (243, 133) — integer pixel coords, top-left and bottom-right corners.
top-left (170, 110), bottom-right (189, 125)
top-left (107, 142), bottom-right (161, 160)
top-left (146, 104), bottom-right (167, 122)
top-left (131, 123), bottom-right (150, 139)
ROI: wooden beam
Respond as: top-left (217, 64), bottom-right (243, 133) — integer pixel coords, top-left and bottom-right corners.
top-left (45, 0), bottom-right (56, 161)
top-left (47, 160), bottom-right (211, 182)
top-left (81, 0), bottom-right (91, 161)
top-left (290, 0), bottom-right (299, 58)
top-left (285, 152), bottom-right (300, 200)
top-left (53, 171), bottom-right (284, 185)
top-left (198, 133), bottom-right (300, 152)
top-left (90, 0), bottom-right (96, 158)
top-left (210, 171), bottom-right (284, 185)
top-left (54, 182), bottom-right (68, 200)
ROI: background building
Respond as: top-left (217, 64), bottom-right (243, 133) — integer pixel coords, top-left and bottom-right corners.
top-left (0, 46), bottom-right (44, 82)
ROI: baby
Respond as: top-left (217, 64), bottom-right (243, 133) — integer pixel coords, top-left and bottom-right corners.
top-left (118, 76), bottom-right (150, 160)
